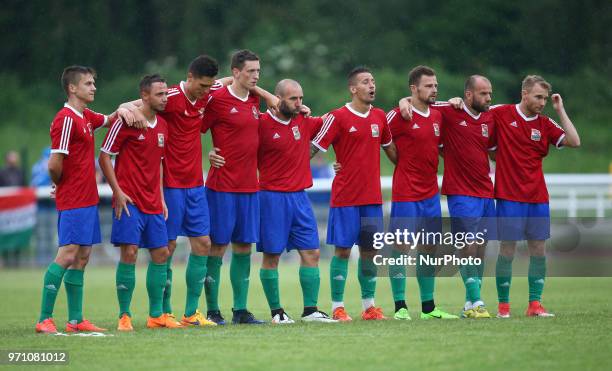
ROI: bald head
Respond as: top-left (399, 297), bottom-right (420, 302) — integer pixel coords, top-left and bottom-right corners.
top-left (464, 75), bottom-right (492, 113)
top-left (274, 79), bottom-right (301, 98)
top-left (464, 75), bottom-right (491, 93)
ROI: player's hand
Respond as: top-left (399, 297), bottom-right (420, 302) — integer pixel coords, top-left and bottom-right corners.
top-left (117, 107), bottom-right (135, 126)
top-left (399, 97), bottom-right (413, 120)
top-left (300, 104), bottom-right (312, 117)
top-left (50, 184), bottom-right (56, 199)
top-left (115, 191), bottom-right (134, 220)
top-left (209, 147), bottom-right (226, 168)
top-left (551, 93), bottom-right (564, 111)
top-left (124, 105), bottom-right (147, 130)
top-left (448, 97), bottom-right (464, 109)
top-left (162, 201), bottom-right (168, 220)
top-left (333, 162), bottom-right (341, 174)
top-left (265, 95), bottom-right (281, 116)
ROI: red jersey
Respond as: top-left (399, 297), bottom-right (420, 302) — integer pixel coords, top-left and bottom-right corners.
top-left (491, 104), bottom-right (566, 203)
top-left (202, 86), bottom-right (260, 192)
top-left (161, 81), bottom-right (222, 188)
top-left (432, 103), bottom-right (496, 198)
top-left (387, 106), bottom-right (441, 202)
top-left (50, 104), bottom-right (107, 211)
top-left (258, 111), bottom-right (324, 192)
top-left (101, 116), bottom-right (168, 214)
top-left (312, 104), bottom-right (392, 207)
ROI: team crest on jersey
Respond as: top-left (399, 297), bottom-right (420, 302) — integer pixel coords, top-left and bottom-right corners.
top-left (530, 128), bottom-right (541, 141)
top-left (433, 123), bottom-right (440, 136)
top-left (481, 124), bottom-right (489, 137)
top-left (158, 133), bottom-right (165, 147)
top-left (292, 126), bottom-right (301, 140)
top-left (371, 124), bottom-right (380, 137)
top-left (252, 106), bottom-right (259, 119)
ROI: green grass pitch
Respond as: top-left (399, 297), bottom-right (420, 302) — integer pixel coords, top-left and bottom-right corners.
top-left (1, 262), bottom-right (611, 370)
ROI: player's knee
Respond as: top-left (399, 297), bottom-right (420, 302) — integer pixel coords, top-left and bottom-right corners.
top-left (527, 240), bottom-right (546, 256)
top-left (335, 248), bottom-right (351, 259)
top-left (210, 243), bottom-right (227, 257)
top-left (191, 236), bottom-right (211, 255)
top-left (262, 254), bottom-right (280, 269)
top-left (150, 247), bottom-right (170, 264)
top-left (300, 249), bottom-right (320, 267)
top-left (232, 243), bottom-right (251, 255)
top-left (167, 240), bottom-right (177, 256)
top-left (120, 247), bottom-right (138, 264)
top-left (500, 241), bottom-right (517, 257)
top-left (55, 246), bottom-right (79, 267)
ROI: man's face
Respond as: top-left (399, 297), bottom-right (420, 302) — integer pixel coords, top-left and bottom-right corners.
top-left (72, 73), bottom-right (96, 103)
top-left (522, 83), bottom-right (549, 115)
top-left (350, 72), bottom-right (376, 104)
top-left (143, 82), bottom-right (168, 113)
top-left (279, 84), bottom-right (304, 118)
top-left (466, 79), bottom-right (492, 113)
top-left (233, 60), bottom-right (260, 90)
top-left (186, 74), bottom-right (216, 99)
top-left (412, 75), bottom-right (437, 105)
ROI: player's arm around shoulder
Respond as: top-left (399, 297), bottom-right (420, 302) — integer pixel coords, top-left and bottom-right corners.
top-left (551, 94), bottom-right (580, 148)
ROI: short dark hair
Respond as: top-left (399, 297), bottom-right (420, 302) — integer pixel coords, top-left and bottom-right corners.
top-left (140, 74), bottom-right (166, 93)
top-left (408, 65), bottom-right (435, 86)
top-left (464, 75), bottom-right (490, 92)
top-left (188, 55), bottom-right (219, 78)
top-left (347, 66), bottom-right (372, 86)
top-left (231, 49), bottom-right (259, 71)
top-left (61, 65), bottom-right (96, 95)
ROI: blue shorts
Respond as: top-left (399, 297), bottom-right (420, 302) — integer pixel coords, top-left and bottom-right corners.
top-left (496, 199), bottom-right (550, 241)
top-left (111, 204), bottom-right (168, 249)
top-left (327, 204), bottom-right (383, 249)
top-left (164, 186), bottom-right (210, 240)
top-left (390, 194), bottom-right (442, 234)
top-left (206, 189), bottom-right (259, 245)
top-left (57, 205), bottom-right (101, 247)
top-left (257, 191), bottom-right (319, 254)
top-left (447, 195), bottom-right (497, 240)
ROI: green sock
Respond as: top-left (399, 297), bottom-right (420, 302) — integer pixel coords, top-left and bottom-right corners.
top-left (205, 256), bottom-right (222, 312)
top-left (389, 250), bottom-right (406, 302)
top-left (357, 257), bottom-right (377, 299)
top-left (460, 264), bottom-right (480, 303)
top-left (528, 256), bottom-right (546, 302)
top-left (477, 258), bottom-right (485, 289)
top-left (39, 262), bottom-right (66, 322)
top-left (147, 262), bottom-right (168, 318)
top-left (116, 262), bottom-right (135, 318)
top-left (162, 254), bottom-right (173, 314)
top-left (260, 268), bottom-right (280, 310)
top-left (416, 252), bottom-right (436, 302)
top-left (64, 269), bottom-right (84, 323)
top-left (299, 266), bottom-right (320, 308)
top-left (330, 256), bottom-right (348, 302)
top-left (185, 254), bottom-right (208, 316)
top-left (230, 252), bottom-right (251, 311)
top-left (496, 255), bottom-right (514, 303)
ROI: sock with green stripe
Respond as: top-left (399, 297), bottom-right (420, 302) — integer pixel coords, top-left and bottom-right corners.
top-left (162, 254), bottom-right (173, 314)
top-left (299, 266), bottom-right (320, 308)
top-left (358, 257), bottom-right (377, 300)
top-left (528, 255), bottom-right (546, 302)
top-left (389, 249), bottom-right (407, 303)
top-left (205, 256), bottom-right (222, 312)
top-left (147, 262), bottom-right (168, 318)
top-left (330, 256), bottom-right (348, 302)
top-left (260, 268), bottom-right (280, 310)
top-left (116, 262), bottom-right (135, 318)
top-left (496, 255), bottom-right (514, 303)
top-left (230, 252), bottom-right (251, 311)
top-left (460, 263), bottom-right (480, 303)
top-left (185, 254), bottom-right (208, 316)
top-left (64, 269), bottom-right (84, 323)
top-left (39, 262), bottom-right (66, 322)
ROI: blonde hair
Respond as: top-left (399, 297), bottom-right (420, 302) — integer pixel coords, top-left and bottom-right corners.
top-left (522, 75), bottom-right (551, 92)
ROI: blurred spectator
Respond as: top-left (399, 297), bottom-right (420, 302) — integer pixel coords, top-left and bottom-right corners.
top-left (30, 147), bottom-right (52, 186)
top-left (0, 150), bottom-right (25, 186)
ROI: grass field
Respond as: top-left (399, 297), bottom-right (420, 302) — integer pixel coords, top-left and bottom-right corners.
top-left (1, 262), bottom-right (611, 371)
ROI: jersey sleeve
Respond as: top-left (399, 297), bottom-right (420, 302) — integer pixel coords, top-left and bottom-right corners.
top-left (386, 109), bottom-right (402, 139)
top-left (311, 113), bottom-right (338, 152)
top-left (201, 96), bottom-right (217, 133)
top-left (488, 121), bottom-right (498, 151)
top-left (307, 116), bottom-right (325, 140)
top-left (84, 109), bottom-right (107, 130)
top-left (545, 116), bottom-right (566, 149)
top-left (100, 118), bottom-right (129, 155)
top-left (381, 115), bottom-right (392, 147)
top-left (50, 115), bottom-right (74, 155)
top-left (210, 80), bottom-right (224, 92)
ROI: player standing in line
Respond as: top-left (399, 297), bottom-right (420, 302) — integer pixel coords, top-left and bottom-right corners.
top-left (491, 75), bottom-right (580, 318)
top-left (36, 65), bottom-right (136, 333)
top-left (311, 67), bottom-right (397, 321)
top-left (99, 75), bottom-right (181, 330)
top-left (385, 66), bottom-right (458, 320)
top-left (202, 50), bottom-right (265, 325)
top-left (210, 79), bottom-right (337, 324)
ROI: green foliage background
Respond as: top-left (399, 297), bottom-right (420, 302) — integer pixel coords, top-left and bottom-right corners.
top-left (1, 0), bottom-right (610, 177)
